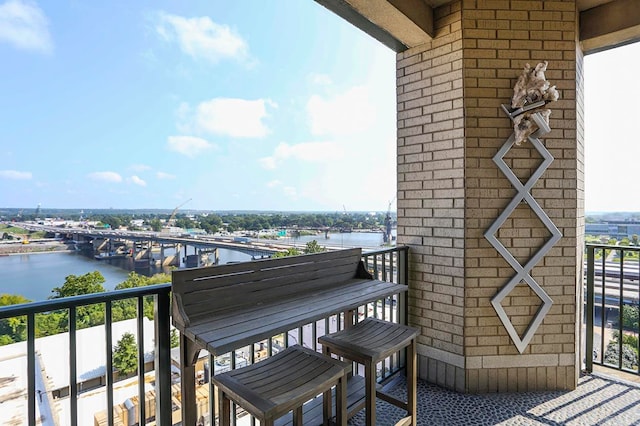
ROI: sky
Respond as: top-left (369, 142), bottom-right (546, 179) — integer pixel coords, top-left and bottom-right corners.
top-left (0, 0), bottom-right (397, 212)
top-left (0, 1), bottom-right (638, 213)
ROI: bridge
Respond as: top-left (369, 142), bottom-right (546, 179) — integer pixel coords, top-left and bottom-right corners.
top-left (11, 222), bottom-right (288, 261)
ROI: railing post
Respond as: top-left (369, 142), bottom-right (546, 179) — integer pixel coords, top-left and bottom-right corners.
top-left (399, 248), bottom-right (409, 326)
top-left (155, 290), bottom-right (172, 425)
top-left (105, 302), bottom-right (114, 426)
top-left (27, 312), bottom-right (36, 426)
top-left (69, 307), bottom-right (78, 426)
top-left (137, 297), bottom-right (146, 426)
top-left (586, 245), bottom-right (595, 372)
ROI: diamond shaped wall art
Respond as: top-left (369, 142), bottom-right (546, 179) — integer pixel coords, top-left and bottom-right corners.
top-left (484, 62), bottom-right (562, 354)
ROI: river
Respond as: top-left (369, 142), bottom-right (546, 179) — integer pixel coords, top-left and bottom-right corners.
top-left (0, 231), bottom-right (394, 302)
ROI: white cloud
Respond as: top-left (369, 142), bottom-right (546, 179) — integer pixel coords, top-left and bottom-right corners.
top-left (156, 171), bottom-right (176, 180)
top-left (307, 86), bottom-right (376, 136)
top-left (128, 175), bottom-right (146, 187)
top-left (0, 169), bottom-right (32, 179)
top-left (185, 98), bottom-right (275, 138)
top-left (266, 179), bottom-right (281, 188)
top-left (283, 186), bottom-right (297, 198)
top-left (259, 157), bottom-right (277, 170)
top-left (130, 164), bottom-right (151, 172)
top-left (88, 171), bottom-right (122, 183)
top-left (167, 135), bottom-right (214, 158)
top-left (156, 11), bottom-right (248, 64)
top-left (259, 141), bottom-right (343, 170)
top-left (0, 0), bottom-right (52, 54)
top-left (309, 73), bottom-right (332, 86)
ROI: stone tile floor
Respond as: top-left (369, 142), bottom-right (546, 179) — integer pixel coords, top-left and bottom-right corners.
top-left (348, 372), bottom-right (640, 425)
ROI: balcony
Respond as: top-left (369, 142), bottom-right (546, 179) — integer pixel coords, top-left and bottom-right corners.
top-left (3, 245), bottom-right (640, 425)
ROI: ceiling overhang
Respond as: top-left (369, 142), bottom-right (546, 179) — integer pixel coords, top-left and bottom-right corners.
top-left (315, 0), bottom-right (640, 55)
top-left (314, 0), bottom-right (435, 51)
top-left (580, 0), bottom-right (640, 54)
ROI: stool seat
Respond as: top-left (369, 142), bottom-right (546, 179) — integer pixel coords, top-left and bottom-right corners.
top-left (318, 318), bottom-right (419, 426)
top-left (212, 345), bottom-right (350, 426)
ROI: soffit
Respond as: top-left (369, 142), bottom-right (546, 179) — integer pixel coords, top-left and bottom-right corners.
top-left (315, 0), bottom-right (639, 54)
top-left (579, 0), bottom-right (640, 54)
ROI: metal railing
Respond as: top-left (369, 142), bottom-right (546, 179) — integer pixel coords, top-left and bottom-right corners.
top-left (0, 284), bottom-right (173, 426)
top-left (0, 245), bottom-right (409, 426)
top-left (585, 243), bottom-right (640, 375)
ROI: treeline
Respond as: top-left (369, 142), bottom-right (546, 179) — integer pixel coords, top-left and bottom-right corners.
top-left (216, 212), bottom-right (390, 233)
top-left (6, 211), bottom-right (394, 234)
top-left (0, 271), bottom-right (170, 346)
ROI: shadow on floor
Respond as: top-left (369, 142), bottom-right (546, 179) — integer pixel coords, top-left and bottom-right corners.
top-left (348, 372), bottom-right (640, 425)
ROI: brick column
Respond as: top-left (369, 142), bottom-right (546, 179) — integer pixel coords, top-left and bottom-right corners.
top-left (396, 0), bottom-right (584, 392)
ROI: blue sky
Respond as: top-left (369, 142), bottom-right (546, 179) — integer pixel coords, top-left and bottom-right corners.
top-left (0, 0), bottom-right (396, 212)
top-left (0, 1), bottom-right (638, 213)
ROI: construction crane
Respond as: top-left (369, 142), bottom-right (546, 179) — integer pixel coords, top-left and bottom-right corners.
top-left (167, 198), bottom-right (192, 226)
top-left (384, 196), bottom-right (396, 244)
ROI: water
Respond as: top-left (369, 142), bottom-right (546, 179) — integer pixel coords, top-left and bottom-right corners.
top-left (286, 230), bottom-right (395, 250)
top-left (0, 232), bottom-right (394, 302)
top-left (0, 252), bottom-right (133, 302)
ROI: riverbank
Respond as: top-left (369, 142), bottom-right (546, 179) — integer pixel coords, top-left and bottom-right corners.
top-left (0, 240), bottom-right (75, 255)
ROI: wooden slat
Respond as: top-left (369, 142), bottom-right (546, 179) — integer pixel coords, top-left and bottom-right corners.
top-left (273, 376), bottom-right (366, 426)
top-left (318, 318), bottom-right (419, 363)
top-left (181, 254), bottom-right (361, 295)
top-left (173, 248), bottom-right (361, 292)
top-left (193, 282), bottom-right (407, 355)
top-left (212, 346), bottom-right (349, 422)
top-left (181, 263), bottom-right (358, 316)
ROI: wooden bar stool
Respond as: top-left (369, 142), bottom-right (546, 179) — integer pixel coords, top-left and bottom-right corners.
top-left (211, 345), bottom-right (350, 426)
top-left (318, 318), bottom-right (419, 426)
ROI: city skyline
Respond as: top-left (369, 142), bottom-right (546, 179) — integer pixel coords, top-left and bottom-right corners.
top-left (0, 1), bottom-right (638, 212)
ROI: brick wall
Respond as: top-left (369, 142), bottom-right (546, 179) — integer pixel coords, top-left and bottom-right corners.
top-left (397, 1), bottom-right (467, 391)
top-left (397, 0), bottom-right (583, 392)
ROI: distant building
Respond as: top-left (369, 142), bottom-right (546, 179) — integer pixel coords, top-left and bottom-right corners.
top-left (586, 222), bottom-right (640, 240)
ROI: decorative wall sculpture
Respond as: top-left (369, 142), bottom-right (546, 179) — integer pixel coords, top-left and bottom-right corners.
top-left (484, 62), bottom-right (562, 354)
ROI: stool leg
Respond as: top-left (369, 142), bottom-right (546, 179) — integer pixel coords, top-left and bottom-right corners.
top-left (408, 339), bottom-right (417, 425)
top-left (336, 375), bottom-right (347, 426)
top-left (322, 346), bottom-right (332, 425)
top-left (219, 391), bottom-right (230, 426)
top-left (293, 405), bottom-right (303, 426)
top-left (365, 360), bottom-right (375, 426)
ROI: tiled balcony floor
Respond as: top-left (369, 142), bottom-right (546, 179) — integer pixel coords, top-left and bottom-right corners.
top-left (348, 372), bottom-right (640, 425)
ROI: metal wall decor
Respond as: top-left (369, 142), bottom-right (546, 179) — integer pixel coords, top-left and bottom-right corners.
top-left (484, 62), bottom-right (562, 354)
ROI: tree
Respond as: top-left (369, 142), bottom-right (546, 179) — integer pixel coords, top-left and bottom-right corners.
top-left (303, 240), bottom-right (326, 254)
top-left (100, 215), bottom-right (123, 230)
top-left (623, 304), bottom-right (639, 330)
top-left (50, 271), bottom-right (106, 298)
top-left (46, 272), bottom-right (108, 333)
top-left (171, 329), bottom-right (180, 348)
top-left (149, 218), bottom-right (163, 232)
top-left (113, 332), bottom-right (138, 376)
top-left (604, 340), bottom-right (638, 369)
top-left (0, 294), bottom-right (31, 345)
top-left (175, 217), bottom-right (195, 229)
top-left (272, 247), bottom-right (301, 258)
top-left (200, 214), bottom-right (223, 234)
top-left (112, 272), bottom-right (171, 321)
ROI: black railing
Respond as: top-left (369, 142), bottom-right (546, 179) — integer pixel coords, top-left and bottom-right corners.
top-left (0, 284), bottom-right (173, 426)
top-left (0, 246), bottom-right (409, 425)
top-left (585, 244), bottom-right (640, 375)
